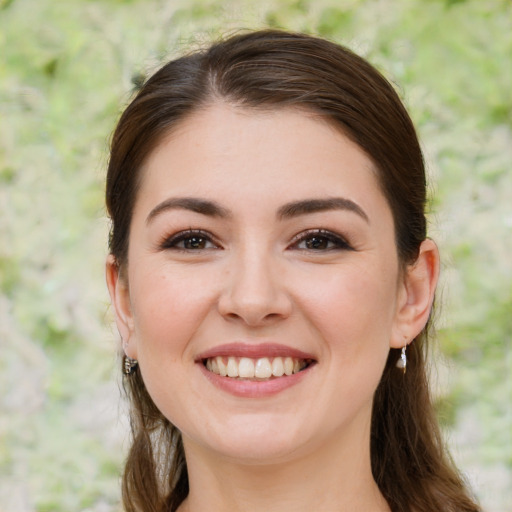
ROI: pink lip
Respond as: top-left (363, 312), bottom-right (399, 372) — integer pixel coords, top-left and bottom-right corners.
top-left (197, 362), bottom-right (315, 398)
top-left (195, 342), bottom-right (317, 398)
top-left (195, 342), bottom-right (316, 361)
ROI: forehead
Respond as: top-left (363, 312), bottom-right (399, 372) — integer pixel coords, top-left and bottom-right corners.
top-left (135, 103), bottom-right (390, 221)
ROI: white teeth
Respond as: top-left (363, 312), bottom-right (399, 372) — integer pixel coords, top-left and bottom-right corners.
top-left (239, 357), bottom-right (255, 378)
top-left (205, 356), bottom-right (309, 379)
top-left (217, 356), bottom-right (227, 376)
top-left (284, 357), bottom-right (294, 376)
top-left (271, 357), bottom-right (284, 377)
top-left (254, 357), bottom-right (272, 379)
top-left (227, 357), bottom-right (239, 377)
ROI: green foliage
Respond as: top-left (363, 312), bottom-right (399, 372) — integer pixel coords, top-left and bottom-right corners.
top-left (1, 0), bottom-right (510, 510)
top-left (317, 7), bottom-right (354, 37)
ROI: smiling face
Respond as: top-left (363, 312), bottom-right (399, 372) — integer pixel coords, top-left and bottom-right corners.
top-left (109, 103), bottom-right (417, 464)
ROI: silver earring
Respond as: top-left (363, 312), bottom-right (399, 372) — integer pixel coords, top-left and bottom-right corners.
top-left (124, 355), bottom-right (138, 375)
top-left (396, 345), bottom-right (407, 374)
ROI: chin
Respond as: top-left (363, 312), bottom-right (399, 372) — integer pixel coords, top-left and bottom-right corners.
top-left (184, 414), bottom-right (316, 464)
top-left (212, 437), bottom-right (307, 465)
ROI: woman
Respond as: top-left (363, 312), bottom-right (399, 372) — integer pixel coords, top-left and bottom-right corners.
top-left (105, 30), bottom-right (480, 512)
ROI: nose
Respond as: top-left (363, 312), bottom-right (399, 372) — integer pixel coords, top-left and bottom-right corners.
top-left (217, 248), bottom-right (293, 327)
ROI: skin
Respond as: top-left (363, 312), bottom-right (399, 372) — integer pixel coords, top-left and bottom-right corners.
top-left (107, 103), bottom-right (439, 512)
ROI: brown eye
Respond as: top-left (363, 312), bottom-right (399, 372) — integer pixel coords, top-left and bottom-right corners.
top-left (304, 236), bottom-right (331, 250)
top-left (291, 229), bottom-right (353, 252)
top-left (183, 236), bottom-right (208, 249)
top-left (160, 230), bottom-right (219, 251)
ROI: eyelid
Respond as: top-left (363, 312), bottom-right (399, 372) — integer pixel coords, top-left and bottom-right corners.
top-left (158, 229), bottom-right (222, 251)
top-left (288, 228), bottom-right (353, 251)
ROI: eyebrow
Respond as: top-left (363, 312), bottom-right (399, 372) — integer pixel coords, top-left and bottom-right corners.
top-left (146, 197), bottom-right (231, 224)
top-left (146, 196), bottom-right (369, 225)
top-left (277, 197), bottom-right (369, 223)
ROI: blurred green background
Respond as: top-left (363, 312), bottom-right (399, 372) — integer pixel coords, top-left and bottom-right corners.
top-left (0, 0), bottom-right (511, 510)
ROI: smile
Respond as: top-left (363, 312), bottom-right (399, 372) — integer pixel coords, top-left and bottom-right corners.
top-left (204, 356), bottom-right (312, 380)
top-left (196, 343), bottom-right (317, 396)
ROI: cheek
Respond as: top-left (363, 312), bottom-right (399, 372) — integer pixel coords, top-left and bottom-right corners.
top-left (129, 265), bottom-right (218, 354)
top-left (296, 261), bottom-right (398, 354)
top-left (282, 262), bottom-right (398, 436)
top-left (127, 267), bottom-right (216, 426)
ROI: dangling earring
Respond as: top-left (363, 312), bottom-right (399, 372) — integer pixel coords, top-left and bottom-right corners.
top-left (396, 345), bottom-right (407, 374)
top-left (124, 355), bottom-right (138, 375)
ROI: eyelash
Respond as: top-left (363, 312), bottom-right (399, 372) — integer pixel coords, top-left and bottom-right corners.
top-left (159, 228), bottom-right (352, 253)
top-left (159, 229), bottom-right (220, 251)
top-left (289, 229), bottom-right (353, 252)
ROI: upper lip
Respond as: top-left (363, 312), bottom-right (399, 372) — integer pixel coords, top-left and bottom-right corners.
top-left (195, 342), bottom-right (316, 362)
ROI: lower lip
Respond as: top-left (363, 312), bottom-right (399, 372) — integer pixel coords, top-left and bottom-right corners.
top-left (197, 362), bottom-right (314, 398)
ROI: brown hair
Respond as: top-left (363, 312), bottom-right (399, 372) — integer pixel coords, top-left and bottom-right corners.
top-left (106, 30), bottom-right (480, 512)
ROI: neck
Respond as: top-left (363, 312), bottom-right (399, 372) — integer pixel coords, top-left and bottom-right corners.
top-left (178, 418), bottom-right (390, 512)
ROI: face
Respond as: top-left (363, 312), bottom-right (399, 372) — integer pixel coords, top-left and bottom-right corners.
top-left (110, 103), bottom-right (414, 464)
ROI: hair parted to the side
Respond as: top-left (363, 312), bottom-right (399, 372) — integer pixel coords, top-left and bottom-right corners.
top-left (106, 30), bottom-right (480, 512)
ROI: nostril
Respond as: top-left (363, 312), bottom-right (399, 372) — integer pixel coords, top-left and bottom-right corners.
top-left (217, 267), bottom-right (293, 325)
top-left (223, 310), bottom-right (288, 327)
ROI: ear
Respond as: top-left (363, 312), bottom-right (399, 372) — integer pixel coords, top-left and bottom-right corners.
top-left (390, 239), bottom-right (440, 349)
top-left (106, 254), bottom-right (137, 359)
